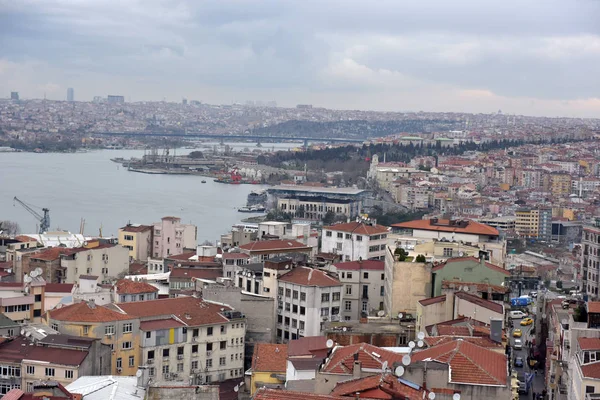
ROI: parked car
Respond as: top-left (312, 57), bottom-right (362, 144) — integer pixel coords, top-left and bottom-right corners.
top-left (515, 357), bottom-right (524, 368)
top-left (513, 329), bottom-right (522, 338)
top-left (521, 317), bottom-right (534, 326)
top-left (510, 310), bottom-right (527, 319)
top-left (514, 339), bottom-right (523, 350)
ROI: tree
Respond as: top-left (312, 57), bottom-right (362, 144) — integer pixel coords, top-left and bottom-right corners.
top-left (574, 304), bottom-right (588, 322)
top-left (188, 151), bottom-right (204, 159)
top-left (0, 220), bottom-right (20, 235)
top-left (415, 254), bottom-right (426, 263)
top-left (322, 211), bottom-right (336, 225)
top-left (394, 248), bottom-right (407, 261)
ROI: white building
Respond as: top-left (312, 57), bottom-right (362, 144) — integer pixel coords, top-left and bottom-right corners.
top-left (321, 221), bottom-right (389, 262)
top-left (276, 266), bottom-right (341, 341)
top-left (152, 217), bottom-right (197, 259)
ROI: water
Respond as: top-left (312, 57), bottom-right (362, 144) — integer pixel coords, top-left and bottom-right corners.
top-left (0, 143), bottom-right (298, 242)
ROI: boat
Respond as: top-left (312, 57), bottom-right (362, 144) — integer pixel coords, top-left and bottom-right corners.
top-left (238, 205), bottom-right (266, 213)
top-left (201, 180), bottom-right (207, 183)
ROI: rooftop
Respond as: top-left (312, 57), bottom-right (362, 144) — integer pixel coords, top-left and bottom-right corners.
top-left (323, 221), bottom-right (389, 235)
top-left (579, 337), bottom-right (600, 351)
top-left (588, 301), bottom-right (600, 314)
top-left (253, 388), bottom-right (348, 400)
top-left (239, 240), bottom-right (311, 253)
top-left (323, 343), bottom-right (405, 374)
top-left (49, 302), bottom-right (132, 323)
top-left (418, 295), bottom-right (446, 306)
top-left (269, 185), bottom-right (366, 195)
top-left (333, 260), bottom-right (384, 271)
top-left (288, 336), bottom-right (329, 358)
top-left (392, 218), bottom-right (499, 237)
top-left (251, 343), bottom-right (288, 373)
top-left (331, 373), bottom-right (428, 400)
top-left (169, 267), bottom-right (222, 281)
top-left (66, 375), bottom-right (146, 400)
top-left (119, 224), bottom-right (152, 233)
top-left (432, 256), bottom-right (510, 276)
top-left (279, 266), bottom-right (341, 287)
top-left (114, 279), bottom-right (159, 295)
top-left (0, 336), bottom-right (89, 366)
top-left (455, 291), bottom-right (504, 314)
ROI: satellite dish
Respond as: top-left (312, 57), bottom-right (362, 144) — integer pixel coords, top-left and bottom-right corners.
top-left (382, 361), bottom-right (388, 371)
top-left (463, 286), bottom-right (469, 292)
top-left (326, 339), bottom-right (334, 348)
top-left (20, 330), bottom-right (24, 335)
top-left (458, 251), bottom-right (464, 257)
top-left (35, 267), bottom-right (42, 275)
top-left (418, 340), bottom-right (424, 347)
top-left (135, 370), bottom-right (142, 378)
top-left (428, 393), bottom-right (436, 400)
top-left (402, 355), bottom-right (411, 366)
top-left (398, 313), bottom-right (403, 319)
top-left (394, 366), bottom-right (404, 377)
top-left (30, 271), bottom-right (38, 278)
top-left (408, 341), bottom-right (416, 349)
top-left (377, 310), bottom-right (385, 317)
top-left (417, 332), bottom-right (425, 340)
top-left (342, 327), bottom-right (347, 332)
top-left (234, 386), bottom-right (239, 393)
top-left (24, 275), bottom-right (32, 283)
top-left (25, 332), bottom-right (31, 337)
top-left (453, 394), bottom-right (461, 400)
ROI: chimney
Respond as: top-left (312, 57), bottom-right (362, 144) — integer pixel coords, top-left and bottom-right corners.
top-left (353, 358), bottom-right (361, 379)
top-left (445, 291), bottom-right (454, 321)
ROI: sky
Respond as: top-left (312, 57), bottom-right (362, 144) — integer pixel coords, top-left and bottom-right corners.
top-left (1, 0), bottom-right (599, 117)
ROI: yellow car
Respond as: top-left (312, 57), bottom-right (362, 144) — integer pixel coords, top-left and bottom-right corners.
top-left (513, 329), bottom-right (522, 338)
top-left (520, 318), bottom-right (534, 326)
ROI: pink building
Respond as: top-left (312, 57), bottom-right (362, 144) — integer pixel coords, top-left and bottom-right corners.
top-left (152, 216), bottom-right (197, 258)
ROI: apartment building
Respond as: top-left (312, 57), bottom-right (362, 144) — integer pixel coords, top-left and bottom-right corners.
top-left (333, 260), bottom-right (385, 319)
top-left (515, 207), bottom-right (552, 241)
top-left (116, 297), bottom-right (246, 385)
top-left (0, 278), bottom-right (46, 323)
top-left (571, 337), bottom-right (600, 400)
top-left (321, 221), bottom-right (389, 262)
top-left (384, 246), bottom-right (431, 316)
top-left (118, 224), bottom-right (153, 262)
top-left (60, 244), bottom-right (130, 284)
top-left (582, 219), bottom-right (600, 298)
top-left (152, 216), bottom-right (197, 259)
top-left (239, 240), bottom-right (312, 262)
top-left (114, 279), bottom-right (159, 303)
top-left (276, 267), bottom-right (342, 341)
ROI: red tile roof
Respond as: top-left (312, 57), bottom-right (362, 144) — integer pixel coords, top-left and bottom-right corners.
top-left (392, 219), bottom-right (499, 236)
top-left (1, 389), bottom-right (25, 400)
top-left (170, 268), bottom-right (222, 280)
top-left (424, 336), bottom-right (503, 349)
top-left (578, 337), bottom-right (600, 351)
top-left (251, 343), bottom-right (288, 373)
top-left (140, 318), bottom-right (185, 331)
top-left (278, 267), bottom-right (341, 287)
top-left (411, 339), bottom-right (507, 386)
top-left (114, 279), bottom-right (158, 294)
top-left (239, 240), bottom-right (311, 253)
top-left (45, 283), bottom-right (74, 293)
top-left (418, 295), bottom-right (446, 306)
top-left (129, 262), bottom-right (147, 275)
top-left (331, 373), bottom-right (428, 400)
top-left (442, 280), bottom-right (508, 294)
top-left (120, 224), bottom-right (152, 233)
top-left (333, 260), bottom-right (384, 271)
top-left (287, 336), bottom-right (329, 358)
top-left (116, 297), bottom-right (232, 326)
top-left (581, 362), bottom-right (600, 379)
top-left (323, 222), bottom-right (389, 235)
top-left (166, 251), bottom-right (197, 261)
top-left (323, 343), bottom-right (405, 374)
top-left (253, 388), bottom-right (348, 400)
top-left (432, 257), bottom-right (509, 275)
top-left (588, 301), bottom-right (600, 314)
top-left (455, 291), bottom-right (504, 314)
top-left (14, 235), bottom-right (37, 243)
top-left (29, 247), bottom-right (72, 261)
top-left (49, 302), bottom-right (132, 323)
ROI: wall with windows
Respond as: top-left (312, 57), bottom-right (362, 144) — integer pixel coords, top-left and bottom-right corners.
top-left (337, 268), bottom-right (385, 320)
top-left (0, 363), bottom-right (21, 395)
top-left (321, 230), bottom-right (387, 262)
top-left (62, 245), bottom-right (129, 284)
top-left (22, 361), bottom-right (80, 390)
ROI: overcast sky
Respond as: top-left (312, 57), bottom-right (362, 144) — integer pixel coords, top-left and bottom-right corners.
top-left (1, 0), bottom-right (599, 117)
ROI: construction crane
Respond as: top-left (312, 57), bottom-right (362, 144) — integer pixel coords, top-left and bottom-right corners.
top-left (13, 197), bottom-right (50, 234)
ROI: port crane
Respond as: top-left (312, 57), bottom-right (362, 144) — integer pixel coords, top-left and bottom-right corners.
top-left (13, 197), bottom-right (50, 234)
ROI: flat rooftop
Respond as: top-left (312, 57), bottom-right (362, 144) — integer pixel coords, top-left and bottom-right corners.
top-left (269, 186), bottom-right (367, 195)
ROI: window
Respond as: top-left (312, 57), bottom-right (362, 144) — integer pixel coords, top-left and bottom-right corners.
top-left (285, 317), bottom-right (290, 326)
top-left (124, 235), bottom-right (134, 241)
top-left (337, 232), bottom-right (343, 238)
top-left (321, 293), bottom-right (330, 302)
top-left (336, 242), bottom-right (343, 251)
top-left (35, 294), bottom-right (42, 302)
top-left (333, 292), bottom-right (341, 301)
top-left (278, 315), bottom-right (283, 324)
top-left (292, 319), bottom-right (297, 328)
top-left (300, 292), bottom-right (306, 301)
top-left (122, 341), bottom-right (133, 350)
top-left (192, 345), bottom-right (198, 354)
top-left (325, 231), bottom-right (332, 237)
top-left (363, 272), bottom-right (369, 279)
top-left (149, 367), bottom-right (155, 377)
top-left (356, 235), bottom-right (362, 241)
top-left (177, 346), bottom-right (184, 356)
top-left (300, 306), bottom-right (306, 315)
top-left (26, 366), bottom-right (34, 375)
top-left (320, 307), bottom-right (329, 316)
top-left (207, 342), bottom-right (213, 351)
top-left (193, 328), bottom-right (199, 337)
top-left (105, 325), bottom-right (115, 336)
top-left (206, 359), bottom-right (213, 368)
top-left (345, 301), bottom-right (352, 311)
top-left (148, 350), bottom-right (155, 360)
top-left (83, 325), bottom-right (89, 335)
top-left (332, 306), bottom-right (340, 315)
top-left (51, 323), bottom-right (58, 331)
top-left (278, 287), bottom-right (284, 296)
top-left (163, 349), bottom-right (170, 358)
top-left (586, 386), bottom-right (596, 394)
top-left (207, 327), bottom-right (213, 336)
top-left (285, 288), bottom-right (291, 297)
top-left (220, 357), bottom-right (226, 366)
top-left (123, 323), bottom-right (132, 333)
top-left (381, 273), bottom-right (384, 280)
top-left (285, 302), bottom-right (291, 311)
top-left (345, 233), bottom-right (351, 239)
top-left (192, 361), bottom-right (198, 370)
top-left (292, 304), bottom-right (298, 313)
top-left (347, 272), bottom-right (352, 279)
top-left (369, 245), bottom-right (380, 252)
top-left (45, 368), bottom-right (55, 377)
top-left (220, 341), bottom-right (226, 350)
top-left (162, 365), bottom-right (169, 374)
top-left (380, 286), bottom-right (385, 296)
top-left (346, 285), bottom-right (352, 295)
top-left (443, 248), bottom-right (453, 257)
top-left (205, 375), bottom-right (211, 384)
top-left (129, 356), bottom-right (135, 367)
top-left (299, 321), bottom-right (305, 330)
top-left (146, 331), bottom-right (151, 339)
top-left (362, 302), bottom-right (368, 312)
top-left (293, 290), bottom-right (298, 299)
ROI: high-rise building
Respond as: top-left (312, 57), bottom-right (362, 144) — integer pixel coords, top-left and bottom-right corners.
top-left (67, 88), bottom-right (74, 102)
top-left (515, 207), bottom-right (552, 241)
top-left (581, 218), bottom-right (600, 298)
top-left (107, 95), bottom-right (125, 104)
top-left (10, 92), bottom-right (19, 100)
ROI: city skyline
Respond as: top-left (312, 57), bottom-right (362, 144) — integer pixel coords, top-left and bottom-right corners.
top-left (1, 0), bottom-right (599, 118)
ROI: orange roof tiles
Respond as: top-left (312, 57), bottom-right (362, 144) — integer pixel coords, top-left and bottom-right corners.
top-left (119, 224), bottom-right (152, 233)
top-left (578, 337), bottom-right (600, 351)
top-left (392, 219), bottom-right (499, 236)
top-left (418, 295), bottom-right (446, 306)
top-left (333, 260), bottom-right (384, 271)
top-left (239, 240), bottom-right (311, 252)
top-left (116, 297), bottom-right (231, 326)
top-left (45, 283), bottom-right (74, 293)
top-left (114, 279), bottom-right (158, 295)
top-left (323, 343), bottom-right (405, 374)
top-left (278, 267), bottom-right (341, 287)
top-left (581, 362), bottom-right (600, 379)
top-left (253, 388), bottom-right (348, 400)
top-left (251, 343), bottom-right (288, 373)
top-left (30, 247), bottom-right (72, 261)
top-left (49, 302), bottom-right (132, 323)
top-left (323, 221), bottom-right (389, 235)
top-left (411, 339), bottom-right (507, 386)
top-left (424, 336), bottom-right (503, 349)
top-left (331, 373), bottom-right (428, 400)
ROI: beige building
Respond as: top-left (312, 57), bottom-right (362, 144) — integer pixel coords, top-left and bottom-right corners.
top-left (383, 246), bottom-right (431, 316)
top-left (61, 244), bottom-right (130, 284)
top-left (118, 224), bottom-right (153, 262)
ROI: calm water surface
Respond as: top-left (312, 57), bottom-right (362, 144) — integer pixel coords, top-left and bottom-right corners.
top-left (0, 143), bottom-right (298, 242)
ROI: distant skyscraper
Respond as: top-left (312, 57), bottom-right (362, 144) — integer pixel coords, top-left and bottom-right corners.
top-left (182, 98), bottom-right (188, 105)
top-left (10, 92), bottom-right (19, 101)
top-left (67, 88), bottom-right (74, 102)
top-left (107, 95), bottom-right (125, 104)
